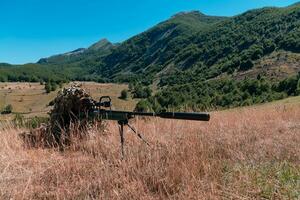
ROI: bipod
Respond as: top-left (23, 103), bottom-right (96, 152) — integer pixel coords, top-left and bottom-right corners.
top-left (118, 120), bottom-right (150, 158)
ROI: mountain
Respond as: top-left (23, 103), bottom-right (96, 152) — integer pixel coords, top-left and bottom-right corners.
top-left (37, 39), bottom-right (115, 65)
top-left (99, 11), bottom-right (226, 81)
top-left (0, 3), bottom-right (299, 110)
top-left (88, 39), bottom-right (114, 51)
top-left (290, 2), bottom-right (300, 7)
top-left (97, 5), bottom-right (300, 83)
top-left (0, 63), bottom-right (12, 67)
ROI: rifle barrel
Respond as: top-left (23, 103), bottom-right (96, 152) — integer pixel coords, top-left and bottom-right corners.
top-left (93, 110), bottom-right (210, 121)
top-left (131, 111), bottom-right (210, 121)
top-left (132, 112), bottom-right (210, 121)
top-left (157, 112), bottom-right (210, 121)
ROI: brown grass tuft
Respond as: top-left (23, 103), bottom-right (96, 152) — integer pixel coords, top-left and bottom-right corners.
top-left (0, 103), bottom-right (299, 199)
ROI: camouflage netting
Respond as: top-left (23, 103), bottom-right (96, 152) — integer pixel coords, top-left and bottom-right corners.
top-left (49, 85), bottom-right (96, 144)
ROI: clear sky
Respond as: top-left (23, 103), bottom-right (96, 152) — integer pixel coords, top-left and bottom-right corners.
top-left (0, 0), bottom-right (299, 64)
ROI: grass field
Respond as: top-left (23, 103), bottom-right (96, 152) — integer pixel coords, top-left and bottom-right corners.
top-left (0, 82), bottom-right (138, 121)
top-left (0, 92), bottom-right (299, 199)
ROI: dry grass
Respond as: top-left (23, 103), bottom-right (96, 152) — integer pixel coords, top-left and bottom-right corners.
top-left (79, 82), bottom-right (138, 111)
top-left (0, 82), bottom-right (57, 119)
top-left (0, 82), bottom-right (137, 121)
top-left (0, 102), bottom-right (299, 199)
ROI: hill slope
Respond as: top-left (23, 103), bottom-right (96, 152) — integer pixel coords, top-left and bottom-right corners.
top-left (100, 11), bottom-right (226, 81)
top-left (98, 5), bottom-right (300, 83)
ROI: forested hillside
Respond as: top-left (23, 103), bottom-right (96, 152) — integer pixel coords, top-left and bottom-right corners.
top-left (0, 3), bottom-right (299, 111)
top-left (100, 11), bottom-right (226, 82)
top-left (101, 4), bottom-right (300, 81)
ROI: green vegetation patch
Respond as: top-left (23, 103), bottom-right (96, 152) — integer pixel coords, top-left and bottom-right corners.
top-left (222, 162), bottom-right (300, 199)
top-left (13, 114), bottom-right (49, 129)
top-left (139, 73), bottom-right (300, 112)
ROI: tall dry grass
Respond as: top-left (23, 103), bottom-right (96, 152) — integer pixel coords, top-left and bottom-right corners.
top-left (0, 104), bottom-right (299, 199)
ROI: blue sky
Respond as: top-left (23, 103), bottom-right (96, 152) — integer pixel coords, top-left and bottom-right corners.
top-left (0, 0), bottom-right (299, 64)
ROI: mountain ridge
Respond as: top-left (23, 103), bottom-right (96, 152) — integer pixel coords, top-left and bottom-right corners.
top-left (96, 4), bottom-right (299, 83)
top-left (37, 38), bottom-right (115, 65)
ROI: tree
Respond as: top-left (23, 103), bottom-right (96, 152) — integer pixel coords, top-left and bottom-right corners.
top-left (133, 85), bottom-right (143, 98)
top-left (144, 87), bottom-right (152, 98)
top-left (59, 81), bottom-right (63, 88)
top-left (133, 85), bottom-right (152, 98)
top-left (263, 39), bottom-right (276, 54)
top-left (251, 47), bottom-right (263, 60)
top-left (277, 76), bottom-right (298, 95)
top-left (128, 82), bottom-right (135, 91)
top-left (240, 60), bottom-right (254, 71)
top-left (45, 82), bottom-right (51, 93)
top-left (51, 82), bottom-right (58, 91)
top-left (120, 89), bottom-right (128, 100)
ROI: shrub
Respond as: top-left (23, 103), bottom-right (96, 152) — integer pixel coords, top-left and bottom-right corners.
top-left (240, 60), bottom-right (254, 71)
top-left (26, 116), bottom-right (49, 129)
top-left (128, 82), bottom-right (135, 91)
top-left (135, 100), bottom-right (152, 112)
top-left (51, 82), bottom-right (58, 91)
top-left (2, 104), bottom-right (13, 114)
top-left (120, 89), bottom-right (128, 100)
top-left (45, 81), bottom-right (58, 93)
top-left (133, 85), bottom-right (152, 99)
top-left (13, 113), bottom-right (25, 127)
top-left (45, 82), bottom-right (51, 93)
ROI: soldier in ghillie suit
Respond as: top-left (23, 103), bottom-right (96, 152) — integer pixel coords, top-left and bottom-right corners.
top-left (48, 85), bottom-right (95, 145)
top-left (20, 85), bottom-right (100, 148)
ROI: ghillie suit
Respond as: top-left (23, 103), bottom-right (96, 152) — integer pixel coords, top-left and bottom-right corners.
top-left (49, 86), bottom-right (96, 145)
top-left (20, 85), bottom-right (98, 148)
